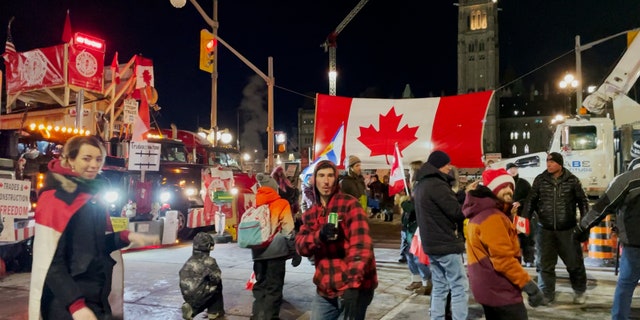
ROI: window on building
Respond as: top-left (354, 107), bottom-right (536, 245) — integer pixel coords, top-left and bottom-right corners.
top-left (470, 9), bottom-right (487, 30)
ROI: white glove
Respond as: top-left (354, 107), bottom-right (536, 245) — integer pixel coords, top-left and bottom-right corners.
top-left (71, 306), bottom-right (98, 320)
top-left (128, 232), bottom-right (160, 248)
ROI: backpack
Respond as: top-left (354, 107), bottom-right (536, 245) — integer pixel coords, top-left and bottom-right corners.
top-left (237, 204), bottom-right (278, 248)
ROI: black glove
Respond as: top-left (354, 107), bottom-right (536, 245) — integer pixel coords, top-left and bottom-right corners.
top-left (340, 288), bottom-right (359, 319)
top-left (523, 280), bottom-right (544, 307)
top-left (319, 223), bottom-right (338, 242)
top-left (573, 225), bottom-right (589, 243)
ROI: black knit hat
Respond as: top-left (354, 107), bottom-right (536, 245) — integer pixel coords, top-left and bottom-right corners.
top-left (427, 150), bottom-right (451, 169)
top-left (547, 152), bottom-right (564, 167)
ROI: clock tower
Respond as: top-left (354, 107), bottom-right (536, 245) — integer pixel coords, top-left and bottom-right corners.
top-left (457, 0), bottom-right (500, 154)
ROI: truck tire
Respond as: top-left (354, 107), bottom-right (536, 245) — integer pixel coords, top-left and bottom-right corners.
top-left (177, 211), bottom-right (195, 240)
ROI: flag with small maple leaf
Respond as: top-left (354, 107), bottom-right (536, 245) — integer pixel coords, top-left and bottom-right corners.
top-left (313, 91), bottom-right (494, 169)
top-left (388, 143), bottom-right (407, 197)
top-left (111, 51), bottom-right (120, 84)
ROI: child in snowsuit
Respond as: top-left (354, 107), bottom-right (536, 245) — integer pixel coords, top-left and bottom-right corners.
top-left (179, 232), bottom-right (225, 319)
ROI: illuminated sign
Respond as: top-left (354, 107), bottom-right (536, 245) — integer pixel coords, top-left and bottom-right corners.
top-left (73, 32), bottom-right (106, 52)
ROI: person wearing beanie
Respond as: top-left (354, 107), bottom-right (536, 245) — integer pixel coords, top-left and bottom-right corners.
top-left (179, 232), bottom-right (225, 319)
top-left (427, 150), bottom-right (451, 169)
top-left (295, 160), bottom-right (378, 320)
top-left (506, 163), bottom-right (535, 267)
top-left (340, 155), bottom-right (367, 207)
top-left (547, 152), bottom-right (564, 167)
top-left (413, 150), bottom-right (468, 319)
top-left (521, 152), bottom-right (589, 305)
top-left (463, 169), bottom-right (544, 318)
top-left (250, 172), bottom-right (297, 319)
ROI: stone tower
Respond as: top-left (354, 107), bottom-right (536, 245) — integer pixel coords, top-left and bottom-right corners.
top-left (457, 0), bottom-right (500, 153)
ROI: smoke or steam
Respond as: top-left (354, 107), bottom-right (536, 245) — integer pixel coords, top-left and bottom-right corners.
top-left (238, 75), bottom-right (267, 157)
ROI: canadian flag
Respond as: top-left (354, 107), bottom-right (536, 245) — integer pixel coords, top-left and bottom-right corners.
top-left (132, 55), bottom-right (154, 99)
top-left (314, 91), bottom-right (494, 169)
top-left (131, 91), bottom-right (150, 142)
top-left (388, 143), bottom-right (406, 197)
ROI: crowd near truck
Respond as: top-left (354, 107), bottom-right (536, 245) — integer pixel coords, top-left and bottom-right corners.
top-left (491, 32), bottom-right (640, 199)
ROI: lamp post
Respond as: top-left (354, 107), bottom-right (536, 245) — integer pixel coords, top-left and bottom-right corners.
top-left (170, 0), bottom-right (276, 172)
top-left (559, 73), bottom-right (578, 115)
top-left (170, 0), bottom-right (219, 144)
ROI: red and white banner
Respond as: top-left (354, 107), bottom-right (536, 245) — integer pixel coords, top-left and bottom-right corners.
top-left (4, 43), bottom-right (105, 95)
top-left (68, 44), bottom-right (104, 92)
top-left (314, 91), bottom-right (494, 169)
top-left (5, 45), bottom-right (65, 94)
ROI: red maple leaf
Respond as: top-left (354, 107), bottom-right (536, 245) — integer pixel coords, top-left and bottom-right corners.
top-left (357, 107), bottom-right (418, 159)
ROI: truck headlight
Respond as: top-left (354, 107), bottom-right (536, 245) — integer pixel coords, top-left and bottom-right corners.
top-left (160, 191), bottom-right (171, 203)
top-left (184, 187), bottom-right (198, 197)
top-left (104, 190), bottom-right (119, 204)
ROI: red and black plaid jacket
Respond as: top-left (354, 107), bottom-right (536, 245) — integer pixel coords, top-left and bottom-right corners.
top-left (295, 191), bottom-right (378, 298)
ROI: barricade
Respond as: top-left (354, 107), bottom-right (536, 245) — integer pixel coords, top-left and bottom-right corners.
top-left (584, 214), bottom-right (618, 267)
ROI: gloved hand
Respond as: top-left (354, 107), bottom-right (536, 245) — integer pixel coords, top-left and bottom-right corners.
top-left (573, 225), bottom-right (589, 243)
top-left (319, 223), bottom-right (338, 242)
top-left (523, 280), bottom-right (544, 307)
top-left (128, 232), bottom-right (160, 248)
top-left (340, 288), bottom-right (359, 319)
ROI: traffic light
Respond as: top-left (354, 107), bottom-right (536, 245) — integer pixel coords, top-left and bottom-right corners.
top-left (199, 29), bottom-right (216, 73)
top-left (275, 131), bottom-right (286, 153)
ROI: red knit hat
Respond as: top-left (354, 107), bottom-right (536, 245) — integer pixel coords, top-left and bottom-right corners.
top-left (482, 168), bottom-right (515, 195)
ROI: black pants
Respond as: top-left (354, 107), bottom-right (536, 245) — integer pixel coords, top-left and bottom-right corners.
top-left (252, 257), bottom-right (287, 319)
top-left (482, 302), bottom-right (528, 320)
top-left (536, 227), bottom-right (587, 297)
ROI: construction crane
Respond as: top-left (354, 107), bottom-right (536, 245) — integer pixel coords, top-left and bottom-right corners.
top-left (321, 0), bottom-right (369, 96)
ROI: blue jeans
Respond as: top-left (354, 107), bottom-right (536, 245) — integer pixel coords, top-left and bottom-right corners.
top-left (427, 253), bottom-right (468, 320)
top-left (612, 245), bottom-right (640, 320)
top-left (310, 290), bottom-right (374, 320)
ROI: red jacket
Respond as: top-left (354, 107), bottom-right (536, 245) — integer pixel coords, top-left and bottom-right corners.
top-left (295, 189), bottom-right (378, 298)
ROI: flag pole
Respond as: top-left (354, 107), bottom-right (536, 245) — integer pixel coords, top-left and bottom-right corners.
top-left (395, 142), bottom-right (410, 196)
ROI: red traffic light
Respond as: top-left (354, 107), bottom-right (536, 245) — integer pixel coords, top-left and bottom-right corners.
top-left (206, 38), bottom-right (217, 52)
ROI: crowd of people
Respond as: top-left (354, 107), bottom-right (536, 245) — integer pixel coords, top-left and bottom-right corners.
top-left (28, 135), bottom-right (639, 320)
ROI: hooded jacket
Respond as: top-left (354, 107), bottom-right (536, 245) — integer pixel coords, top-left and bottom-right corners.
top-left (522, 168), bottom-right (589, 231)
top-left (29, 159), bottom-right (131, 320)
top-left (413, 162), bottom-right (465, 255)
top-left (463, 186), bottom-right (532, 307)
top-left (295, 160), bottom-right (378, 298)
top-left (250, 186), bottom-right (295, 260)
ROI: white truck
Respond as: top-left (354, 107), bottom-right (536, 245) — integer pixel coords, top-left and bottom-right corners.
top-left (491, 32), bottom-right (640, 199)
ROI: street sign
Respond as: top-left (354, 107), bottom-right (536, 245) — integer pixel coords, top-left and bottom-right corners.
top-left (128, 142), bottom-right (161, 171)
top-left (123, 98), bottom-right (138, 124)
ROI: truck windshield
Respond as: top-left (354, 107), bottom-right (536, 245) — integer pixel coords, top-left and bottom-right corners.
top-left (562, 125), bottom-right (598, 151)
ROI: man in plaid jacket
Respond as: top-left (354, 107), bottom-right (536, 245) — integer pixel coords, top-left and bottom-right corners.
top-left (295, 160), bottom-right (378, 320)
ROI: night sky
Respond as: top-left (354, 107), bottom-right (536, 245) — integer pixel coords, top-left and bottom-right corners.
top-left (1, 1), bottom-right (640, 152)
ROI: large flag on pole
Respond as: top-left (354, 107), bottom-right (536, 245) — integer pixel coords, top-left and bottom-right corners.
top-left (388, 143), bottom-right (408, 197)
top-left (313, 91), bottom-right (494, 169)
top-left (300, 122), bottom-right (345, 184)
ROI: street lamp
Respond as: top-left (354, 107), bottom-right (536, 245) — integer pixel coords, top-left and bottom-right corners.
top-left (171, 0), bottom-right (219, 145)
top-left (559, 73), bottom-right (578, 115)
